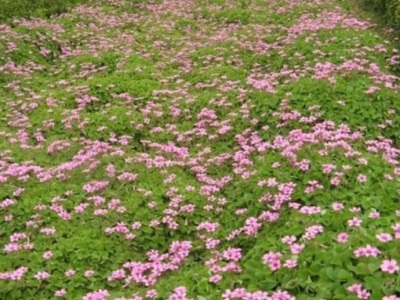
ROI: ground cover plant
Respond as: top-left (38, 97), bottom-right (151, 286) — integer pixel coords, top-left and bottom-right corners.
top-left (360, 0), bottom-right (400, 30)
top-left (1, 0), bottom-right (400, 299)
top-left (0, 0), bottom-right (92, 23)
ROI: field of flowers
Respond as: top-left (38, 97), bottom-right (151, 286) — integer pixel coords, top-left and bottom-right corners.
top-left (1, 0), bottom-right (400, 299)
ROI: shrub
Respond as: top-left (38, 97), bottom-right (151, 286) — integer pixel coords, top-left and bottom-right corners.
top-left (361, 0), bottom-right (400, 29)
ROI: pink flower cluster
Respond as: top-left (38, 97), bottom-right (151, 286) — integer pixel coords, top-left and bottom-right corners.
top-left (347, 283), bottom-right (370, 299)
top-left (83, 289), bottom-right (110, 300)
top-left (0, 267), bottom-right (28, 280)
top-left (83, 180), bottom-right (109, 193)
top-left (205, 248), bottom-right (243, 282)
top-left (222, 288), bottom-right (295, 300)
top-left (354, 245), bottom-right (381, 258)
top-left (116, 241), bottom-right (192, 286)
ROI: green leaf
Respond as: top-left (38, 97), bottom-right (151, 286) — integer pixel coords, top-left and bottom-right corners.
top-left (320, 267), bottom-right (336, 281)
top-left (364, 276), bottom-right (383, 292)
top-left (196, 279), bottom-right (209, 294)
top-left (10, 290), bottom-right (21, 299)
top-left (382, 278), bottom-right (395, 294)
top-left (334, 286), bottom-right (347, 298)
top-left (367, 262), bottom-right (381, 274)
top-left (396, 276), bottom-right (400, 292)
top-left (262, 279), bottom-right (278, 289)
top-left (356, 263), bottom-right (369, 275)
top-left (336, 269), bottom-right (352, 281)
top-left (284, 278), bottom-right (299, 289)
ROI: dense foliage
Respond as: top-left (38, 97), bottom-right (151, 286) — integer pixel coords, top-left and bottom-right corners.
top-left (0, 0), bottom-right (400, 299)
top-left (0, 0), bottom-right (90, 22)
top-left (361, 0), bottom-right (400, 29)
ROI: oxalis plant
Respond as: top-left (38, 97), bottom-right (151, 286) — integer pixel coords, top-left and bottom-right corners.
top-left (0, 0), bottom-right (400, 299)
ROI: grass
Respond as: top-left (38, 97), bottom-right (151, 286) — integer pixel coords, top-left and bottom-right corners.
top-left (0, 0), bottom-right (90, 22)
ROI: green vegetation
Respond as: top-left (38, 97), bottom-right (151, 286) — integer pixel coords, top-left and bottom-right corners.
top-left (0, 0), bottom-right (90, 22)
top-left (359, 0), bottom-right (400, 30)
top-left (1, 0), bottom-right (400, 299)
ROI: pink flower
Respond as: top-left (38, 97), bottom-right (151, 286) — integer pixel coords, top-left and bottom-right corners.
top-left (381, 259), bottom-right (399, 274)
top-left (348, 217), bottom-right (362, 228)
top-left (350, 206), bottom-right (361, 213)
top-left (347, 283), bottom-right (363, 293)
top-left (376, 233), bottom-right (393, 243)
top-left (357, 174), bottom-right (367, 183)
top-left (290, 243), bottom-right (305, 254)
top-left (34, 271), bottom-right (50, 281)
top-left (357, 289), bottom-right (371, 299)
top-left (383, 296), bottom-right (400, 300)
top-left (209, 274), bottom-right (222, 283)
top-left (65, 269), bottom-right (75, 277)
top-left (330, 176), bottom-right (341, 186)
top-left (272, 162), bottom-right (281, 168)
top-left (168, 286), bottom-right (189, 300)
top-left (271, 290), bottom-right (295, 300)
top-left (222, 248), bottom-right (242, 262)
top-left (303, 225), bottom-right (324, 240)
top-left (84, 270), bottom-right (95, 277)
top-left (364, 245), bottom-right (380, 257)
top-left (0, 266), bottom-right (28, 281)
top-left (146, 290), bottom-right (158, 298)
top-left (83, 289), bottom-right (109, 300)
top-left (332, 202), bottom-right (344, 211)
top-left (55, 289), bottom-right (67, 297)
top-left (281, 235), bottom-right (296, 245)
top-left (43, 251), bottom-right (53, 259)
top-left (354, 245), bottom-right (381, 258)
top-left (337, 232), bottom-right (349, 243)
top-left (262, 251), bottom-right (282, 271)
top-left (347, 283), bottom-right (370, 299)
top-left (368, 211), bottom-right (380, 218)
top-left (283, 259), bottom-right (297, 269)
